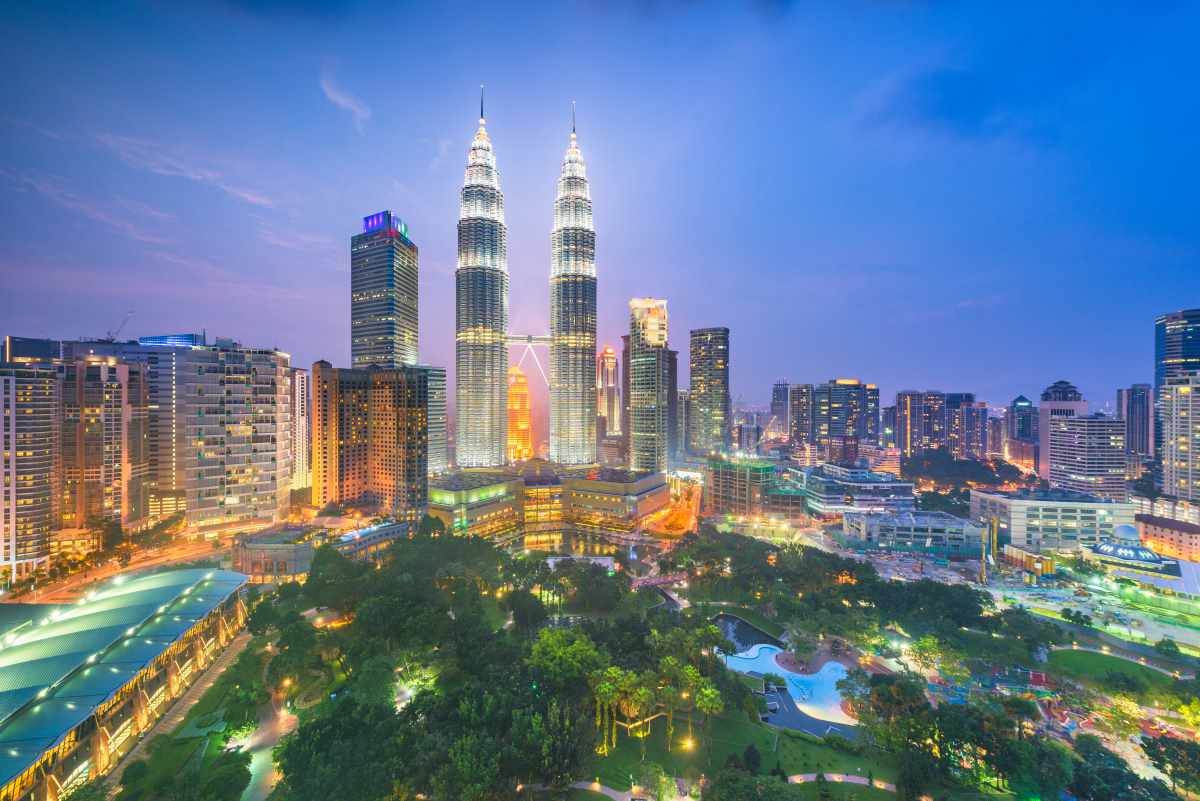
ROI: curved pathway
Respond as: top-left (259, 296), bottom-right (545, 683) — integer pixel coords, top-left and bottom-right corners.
top-left (565, 770), bottom-right (898, 800)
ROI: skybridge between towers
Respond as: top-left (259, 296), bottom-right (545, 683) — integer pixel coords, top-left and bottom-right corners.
top-left (506, 333), bottom-right (551, 387)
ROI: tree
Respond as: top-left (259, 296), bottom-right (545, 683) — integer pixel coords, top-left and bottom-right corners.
top-left (527, 628), bottom-right (606, 697)
top-left (1143, 734), bottom-right (1200, 792)
top-left (505, 588), bottom-right (548, 631)
top-left (354, 654), bottom-right (398, 707)
top-left (1154, 637), bottom-right (1181, 659)
top-left (63, 783), bottom-right (109, 801)
top-left (275, 700), bottom-right (403, 801)
top-left (696, 683), bottom-right (724, 757)
top-left (638, 762), bottom-right (673, 801)
top-left (742, 744), bottom-right (762, 774)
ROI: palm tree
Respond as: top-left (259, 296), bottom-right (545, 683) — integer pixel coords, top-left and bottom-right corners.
top-left (681, 664), bottom-right (701, 738)
top-left (696, 684), bottom-right (724, 760)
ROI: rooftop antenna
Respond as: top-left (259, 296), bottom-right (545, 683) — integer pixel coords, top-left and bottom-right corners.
top-left (480, 84), bottom-right (485, 122)
top-left (572, 100), bottom-right (576, 134)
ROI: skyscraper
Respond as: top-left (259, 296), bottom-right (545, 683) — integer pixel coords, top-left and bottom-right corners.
top-left (945, 393), bottom-right (986, 460)
top-left (1160, 371), bottom-right (1200, 501)
top-left (1156, 310), bottom-right (1200, 466)
top-left (596, 346), bottom-right (620, 435)
top-left (1005, 395), bottom-right (1037, 442)
top-left (507, 365), bottom-right (533, 462)
top-left (60, 357), bottom-right (149, 529)
top-left (1116, 383), bottom-right (1154, 459)
top-left (456, 100), bottom-right (508, 468)
top-left (351, 210), bottom-right (418, 369)
top-left (549, 112), bottom-right (597, 465)
top-left (421, 365), bottom-right (448, 475)
top-left (770, 381), bottom-right (790, 438)
top-left (290, 367), bottom-right (311, 491)
top-left (629, 299), bottom-right (671, 473)
top-left (311, 361), bottom-right (428, 516)
top-left (687, 327), bottom-right (731, 455)
top-left (667, 348), bottom-right (680, 464)
top-left (790, 384), bottom-right (814, 445)
top-left (1047, 414), bottom-right (1127, 501)
top-left (1038, 380), bottom-right (1088, 480)
top-left (0, 365), bottom-right (56, 578)
top-left (811, 379), bottom-right (876, 451)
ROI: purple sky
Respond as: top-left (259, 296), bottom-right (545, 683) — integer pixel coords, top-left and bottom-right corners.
top-left (2, 1), bottom-right (1198, 445)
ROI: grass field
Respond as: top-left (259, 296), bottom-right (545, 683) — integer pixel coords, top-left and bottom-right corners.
top-left (1046, 649), bottom-right (1177, 693)
top-left (690, 602), bottom-right (787, 639)
top-left (589, 712), bottom-right (894, 791)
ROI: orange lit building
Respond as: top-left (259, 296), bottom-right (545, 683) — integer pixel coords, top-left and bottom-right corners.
top-left (1138, 514), bottom-right (1200, 562)
top-left (508, 366), bottom-right (533, 462)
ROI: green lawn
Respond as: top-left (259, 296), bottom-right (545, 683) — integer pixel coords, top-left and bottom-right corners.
top-left (1046, 649), bottom-right (1177, 693)
top-left (589, 713), bottom-right (894, 791)
top-left (692, 602), bottom-right (787, 639)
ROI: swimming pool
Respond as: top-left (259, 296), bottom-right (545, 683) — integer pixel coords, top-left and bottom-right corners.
top-left (723, 644), bottom-right (856, 726)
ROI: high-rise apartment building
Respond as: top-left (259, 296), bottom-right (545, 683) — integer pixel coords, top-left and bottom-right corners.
top-left (676, 390), bottom-right (689, 462)
top-left (811, 379), bottom-right (877, 452)
top-left (1156, 310), bottom-right (1200, 465)
top-left (629, 299), bottom-right (671, 473)
top-left (311, 361), bottom-right (428, 516)
top-left (0, 366), bottom-right (56, 577)
top-left (456, 105), bottom-right (508, 467)
top-left (1160, 371), bottom-right (1200, 501)
top-left (946, 395), bottom-right (987, 460)
top-left (1047, 413), bottom-right (1127, 501)
top-left (896, 391), bottom-right (946, 453)
top-left (1116, 383), bottom-right (1154, 459)
top-left (596, 346), bottom-right (620, 435)
top-left (687, 327), bottom-right (731, 455)
top-left (789, 384), bottom-right (814, 446)
top-left (507, 365), bottom-right (533, 462)
top-left (290, 367), bottom-right (311, 491)
top-left (667, 348), bottom-right (680, 464)
top-left (1038, 380), bottom-right (1088, 480)
top-left (770, 381), bottom-right (790, 438)
top-left (549, 117), bottom-right (597, 465)
top-left (59, 357), bottom-right (149, 529)
top-left (351, 210), bottom-right (418, 369)
top-left (183, 341), bottom-right (292, 529)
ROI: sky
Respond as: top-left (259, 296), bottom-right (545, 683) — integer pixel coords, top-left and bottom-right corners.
top-left (2, 1), bottom-right (1199, 444)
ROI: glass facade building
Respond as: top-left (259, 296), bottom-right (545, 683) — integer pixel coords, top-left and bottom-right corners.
top-left (629, 299), bottom-right (671, 473)
top-left (687, 327), bottom-right (731, 455)
top-left (351, 210), bottom-right (418, 369)
top-left (0, 366), bottom-right (57, 577)
top-left (456, 110), bottom-right (509, 467)
top-left (549, 121), bottom-right (597, 464)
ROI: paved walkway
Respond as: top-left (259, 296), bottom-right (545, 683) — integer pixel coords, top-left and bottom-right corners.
top-left (565, 770), bottom-right (897, 800)
top-left (106, 631), bottom-right (252, 787)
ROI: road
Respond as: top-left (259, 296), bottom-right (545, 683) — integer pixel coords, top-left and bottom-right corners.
top-left (10, 538), bottom-right (228, 604)
top-left (234, 689), bottom-right (298, 801)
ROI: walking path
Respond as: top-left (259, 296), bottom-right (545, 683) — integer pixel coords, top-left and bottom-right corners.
top-left (106, 631), bottom-right (252, 787)
top-left (564, 769), bottom-right (897, 800)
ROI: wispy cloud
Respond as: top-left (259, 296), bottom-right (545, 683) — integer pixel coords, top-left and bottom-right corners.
top-left (153, 251), bottom-right (313, 303)
top-left (95, 133), bottom-right (275, 207)
top-left (257, 225), bottom-right (334, 251)
top-left (115, 196), bottom-right (175, 221)
top-left (1, 168), bottom-right (169, 244)
top-left (426, 137), bottom-right (452, 170)
top-left (320, 69), bottom-right (371, 133)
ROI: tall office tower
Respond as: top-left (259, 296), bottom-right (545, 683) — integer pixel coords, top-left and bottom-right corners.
top-left (183, 341), bottom-right (292, 529)
top-left (507, 365), bottom-right (533, 462)
top-left (1038, 380), bottom-right (1088, 480)
top-left (1005, 395), bottom-right (1038, 443)
top-left (789, 384), bottom-right (814, 445)
top-left (0, 366), bottom-right (56, 578)
top-left (947, 401), bottom-right (988, 460)
top-left (987, 416), bottom-right (1004, 458)
top-left (676, 390), bottom-right (690, 462)
top-left (351, 210), bottom-right (419, 369)
top-left (596, 346), bottom-right (620, 434)
top-left (1161, 372), bottom-right (1200, 500)
top-left (290, 367), bottom-right (311, 491)
top-left (456, 102), bottom-right (508, 467)
top-left (687, 327), bottom-right (731, 455)
top-left (1156, 309), bottom-right (1200, 461)
top-left (629, 299), bottom-right (671, 472)
top-left (667, 349), bottom-right (680, 464)
top-left (880, 405), bottom-right (896, 449)
top-left (620, 335), bottom-right (631, 463)
top-left (548, 116), bottom-right (597, 464)
top-left (60, 357), bottom-right (149, 529)
top-left (810, 379), bottom-right (875, 451)
top-left (311, 361), bottom-right (429, 515)
top-left (920, 391), bottom-right (947, 450)
top-left (770, 381), bottom-right (790, 438)
top-left (1116, 384), bottom-right (1154, 459)
top-left (1047, 413), bottom-right (1127, 501)
top-left (420, 365), bottom-right (448, 475)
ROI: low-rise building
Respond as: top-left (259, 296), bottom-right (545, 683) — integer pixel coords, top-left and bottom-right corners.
top-left (428, 473), bottom-right (524, 540)
top-left (564, 468), bottom-right (669, 533)
top-left (1138, 514), bottom-right (1200, 563)
top-left (969, 487), bottom-right (1135, 553)
top-left (1133, 494), bottom-right (1200, 526)
top-left (231, 520), bottom-right (410, 584)
top-left (794, 463), bottom-right (916, 517)
top-left (703, 457), bottom-right (775, 517)
top-left (841, 510), bottom-right (983, 556)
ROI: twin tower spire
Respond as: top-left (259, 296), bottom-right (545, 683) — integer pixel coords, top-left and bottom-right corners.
top-left (455, 90), bottom-right (597, 468)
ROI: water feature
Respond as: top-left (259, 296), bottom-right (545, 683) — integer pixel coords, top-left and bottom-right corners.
top-left (714, 612), bottom-right (783, 651)
top-left (723, 644), bottom-right (856, 727)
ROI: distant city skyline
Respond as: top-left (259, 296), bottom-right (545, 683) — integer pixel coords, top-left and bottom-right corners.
top-left (2, 2), bottom-right (1199, 427)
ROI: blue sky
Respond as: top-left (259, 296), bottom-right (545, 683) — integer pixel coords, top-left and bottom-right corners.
top-left (2, 1), bottom-right (1198, 435)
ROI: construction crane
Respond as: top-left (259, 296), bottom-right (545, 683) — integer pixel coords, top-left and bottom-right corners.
top-left (104, 310), bottom-right (135, 342)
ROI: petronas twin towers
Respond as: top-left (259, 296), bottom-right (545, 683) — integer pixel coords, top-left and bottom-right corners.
top-left (455, 99), bottom-right (597, 467)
